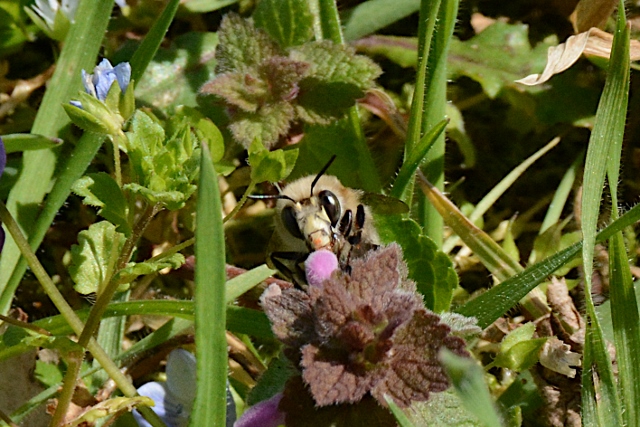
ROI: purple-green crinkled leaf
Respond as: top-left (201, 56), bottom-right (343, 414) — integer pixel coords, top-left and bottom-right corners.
top-left (215, 14), bottom-right (282, 73)
top-left (229, 103), bottom-right (296, 148)
top-left (291, 40), bottom-right (381, 87)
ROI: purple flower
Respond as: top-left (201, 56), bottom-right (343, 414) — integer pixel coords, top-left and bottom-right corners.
top-left (134, 349), bottom-right (236, 427)
top-left (233, 393), bottom-right (285, 427)
top-left (69, 59), bottom-right (131, 108)
top-left (261, 244), bottom-right (470, 423)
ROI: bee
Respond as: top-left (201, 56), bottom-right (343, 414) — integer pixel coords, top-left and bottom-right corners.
top-left (255, 156), bottom-right (381, 286)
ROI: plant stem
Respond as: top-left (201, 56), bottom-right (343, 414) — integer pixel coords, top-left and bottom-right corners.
top-left (0, 202), bottom-right (168, 427)
top-left (223, 181), bottom-right (255, 223)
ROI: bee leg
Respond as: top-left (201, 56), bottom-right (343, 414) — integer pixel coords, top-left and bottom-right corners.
top-left (270, 251), bottom-right (309, 287)
top-left (339, 209), bottom-right (353, 237)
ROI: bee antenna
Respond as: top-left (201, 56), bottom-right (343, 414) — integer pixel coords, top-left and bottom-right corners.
top-left (310, 155), bottom-right (337, 197)
top-left (248, 194), bottom-right (296, 203)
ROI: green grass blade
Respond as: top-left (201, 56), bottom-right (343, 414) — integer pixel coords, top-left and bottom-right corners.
top-left (579, 1), bottom-right (629, 423)
top-left (608, 231), bottom-right (640, 426)
top-left (455, 242), bottom-right (580, 329)
top-left (539, 151), bottom-right (582, 234)
top-left (129, 0), bottom-right (180, 83)
top-left (455, 203), bottom-right (640, 328)
top-left (583, 303), bottom-right (623, 426)
top-left (581, 0), bottom-right (629, 312)
top-left (225, 264), bottom-right (276, 303)
top-left (0, 0), bottom-right (115, 313)
top-left (390, 119), bottom-right (447, 200)
top-left (0, 133), bottom-right (62, 152)
top-left (415, 0), bottom-right (458, 245)
top-left (191, 144), bottom-right (227, 427)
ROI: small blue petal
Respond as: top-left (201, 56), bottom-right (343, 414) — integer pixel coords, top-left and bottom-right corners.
top-left (81, 69), bottom-right (96, 98)
top-left (113, 62), bottom-right (131, 93)
top-left (94, 72), bottom-right (117, 101)
top-left (69, 100), bottom-right (83, 108)
top-left (134, 381), bottom-right (190, 427)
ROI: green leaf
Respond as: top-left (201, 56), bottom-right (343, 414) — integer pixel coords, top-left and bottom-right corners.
top-left (124, 111), bottom-right (200, 210)
top-left (248, 139), bottom-right (299, 183)
top-left (72, 173), bottom-right (130, 235)
top-left (69, 221), bottom-right (126, 295)
top-left (493, 323), bottom-right (546, 371)
top-left (253, 0), bottom-right (313, 48)
top-left (0, 134), bottom-right (63, 153)
top-left (35, 360), bottom-right (64, 388)
top-left (191, 143), bottom-right (227, 426)
top-left (343, 0), bottom-right (421, 41)
top-left (174, 106), bottom-right (225, 163)
top-left (115, 253), bottom-right (186, 285)
top-left (215, 13), bottom-right (282, 73)
top-left (440, 350), bottom-right (503, 427)
top-left (448, 21), bottom-right (553, 98)
top-left (247, 353), bottom-right (295, 405)
top-left (375, 215), bottom-right (457, 312)
top-left (62, 101), bottom-right (111, 135)
top-left (135, 32), bottom-right (219, 111)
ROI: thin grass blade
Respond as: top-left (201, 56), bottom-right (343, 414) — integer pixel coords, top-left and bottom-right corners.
top-left (191, 144), bottom-right (227, 426)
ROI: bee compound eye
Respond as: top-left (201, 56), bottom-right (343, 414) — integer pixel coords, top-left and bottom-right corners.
top-left (281, 206), bottom-right (304, 240)
top-left (318, 190), bottom-right (341, 227)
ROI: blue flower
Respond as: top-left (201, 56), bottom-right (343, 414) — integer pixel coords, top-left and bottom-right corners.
top-left (69, 59), bottom-right (131, 108)
top-left (133, 349), bottom-right (236, 427)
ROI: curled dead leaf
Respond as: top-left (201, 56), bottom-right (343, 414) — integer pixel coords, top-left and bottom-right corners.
top-left (516, 27), bottom-right (640, 86)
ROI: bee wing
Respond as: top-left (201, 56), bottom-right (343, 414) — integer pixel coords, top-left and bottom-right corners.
top-left (360, 193), bottom-right (410, 215)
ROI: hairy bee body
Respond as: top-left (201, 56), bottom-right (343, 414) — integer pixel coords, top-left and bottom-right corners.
top-left (269, 174), bottom-right (380, 284)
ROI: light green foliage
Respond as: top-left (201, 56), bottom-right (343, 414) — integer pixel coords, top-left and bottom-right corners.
top-left (72, 173), bottom-right (130, 235)
top-left (253, 0), bottom-right (313, 48)
top-left (408, 390), bottom-right (485, 427)
top-left (376, 215), bottom-right (458, 312)
top-left (248, 139), bottom-right (298, 183)
top-left (69, 221), bottom-right (126, 295)
top-left (202, 14), bottom-right (381, 148)
top-left (0, 3), bottom-right (29, 55)
top-left (34, 359), bottom-right (64, 388)
top-left (124, 110), bottom-right (201, 210)
top-left (493, 323), bottom-right (546, 372)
